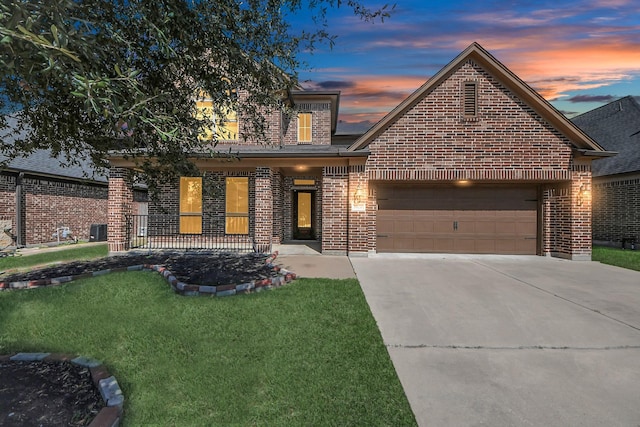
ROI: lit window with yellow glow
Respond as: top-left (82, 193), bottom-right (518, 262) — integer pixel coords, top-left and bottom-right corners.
top-left (195, 94), bottom-right (238, 140)
top-left (297, 192), bottom-right (312, 228)
top-left (297, 113), bottom-right (312, 143)
top-left (225, 177), bottom-right (249, 234)
top-left (179, 177), bottom-right (202, 234)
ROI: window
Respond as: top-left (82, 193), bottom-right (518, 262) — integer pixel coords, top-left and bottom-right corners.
top-left (225, 177), bottom-right (249, 234)
top-left (195, 94), bottom-right (238, 140)
top-left (462, 81), bottom-right (478, 118)
top-left (179, 177), bottom-right (202, 234)
top-left (297, 113), bottom-right (312, 143)
top-left (293, 179), bottom-right (315, 186)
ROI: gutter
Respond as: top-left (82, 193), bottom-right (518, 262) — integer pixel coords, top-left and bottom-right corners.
top-left (573, 149), bottom-right (618, 158)
top-left (216, 150), bottom-right (371, 159)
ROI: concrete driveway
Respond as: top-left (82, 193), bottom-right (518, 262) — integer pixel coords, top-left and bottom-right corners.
top-left (350, 255), bottom-right (640, 426)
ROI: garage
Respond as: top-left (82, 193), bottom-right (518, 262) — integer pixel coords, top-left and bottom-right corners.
top-left (376, 185), bottom-right (538, 254)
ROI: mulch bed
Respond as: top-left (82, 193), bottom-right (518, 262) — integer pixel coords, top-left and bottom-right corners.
top-left (0, 360), bottom-right (103, 426)
top-left (0, 251), bottom-right (278, 286)
top-left (0, 251), bottom-right (280, 426)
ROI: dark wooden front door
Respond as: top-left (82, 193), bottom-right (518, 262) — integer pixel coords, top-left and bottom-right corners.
top-left (293, 190), bottom-right (315, 239)
top-left (376, 185), bottom-right (538, 254)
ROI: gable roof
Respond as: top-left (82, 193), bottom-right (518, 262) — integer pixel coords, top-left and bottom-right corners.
top-left (348, 42), bottom-right (609, 156)
top-left (572, 96), bottom-right (640, 177)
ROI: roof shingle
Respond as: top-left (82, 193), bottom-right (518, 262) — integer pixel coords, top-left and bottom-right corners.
top-left (572, 96), bottom-right (640, 177)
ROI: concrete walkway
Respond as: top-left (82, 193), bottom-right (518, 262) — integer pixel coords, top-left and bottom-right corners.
top-left (351, 254), bottom-right (640, 426)
top-left (273, 242), bottom-right (356, 279)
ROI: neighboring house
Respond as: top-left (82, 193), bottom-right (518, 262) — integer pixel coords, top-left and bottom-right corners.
top-left (107, 43), bottom-right (612, 260)
top-left (0, 118), bottom-right (147, 247)
top-left (572, 96), bottom-right (640, 248)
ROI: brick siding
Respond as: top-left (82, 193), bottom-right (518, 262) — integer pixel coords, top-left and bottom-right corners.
top-left (254, 167), bottom-right (273, 252)
top-left (108, 55), bottom-right (595, 259)
top-left (0, 172), bottom-right (108, 246)
top-left (322, 166), bottom-right (348, 254)
top-left (272, 171), bottom-right (284, 244)
top-left (283, 102), bottom-right (333, 146)
top-left (108, 167), bottom-right (134, 252)
top-left (146, 171), bottom-right (257, 238)
top-left (347, 165), bottom-right (374, 254)
top-left (592, 174), bottom-right (640, 245)
top-left (363, 59), bottom-right (592, 259)
top-left (366, 60), bottom-right (574, 177)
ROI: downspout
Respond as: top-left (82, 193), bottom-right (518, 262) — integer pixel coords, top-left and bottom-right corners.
top-left (15, 172), bottom-right (24, 247)
top-left (279, 105), bottom-right (284, 149)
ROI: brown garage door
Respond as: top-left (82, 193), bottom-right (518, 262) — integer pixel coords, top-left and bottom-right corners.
top-left (376, 185), bottom-right (538, 254)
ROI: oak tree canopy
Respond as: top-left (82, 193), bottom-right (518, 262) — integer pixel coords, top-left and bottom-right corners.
top-left (0, 0), bottom-right (392, 184)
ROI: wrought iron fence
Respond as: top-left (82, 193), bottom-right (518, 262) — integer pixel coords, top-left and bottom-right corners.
top-left (125, 214), bottom-right (259, 253)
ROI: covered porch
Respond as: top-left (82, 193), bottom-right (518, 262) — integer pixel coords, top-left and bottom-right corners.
top-left (106, 149), bottom-right (369, 255)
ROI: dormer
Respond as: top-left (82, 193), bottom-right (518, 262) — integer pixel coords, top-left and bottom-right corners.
top-left (283, 91), bottom-right (340, 146)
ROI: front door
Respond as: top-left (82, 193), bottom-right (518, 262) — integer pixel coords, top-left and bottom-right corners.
top-left (293, 190), bottom-right (315, 239)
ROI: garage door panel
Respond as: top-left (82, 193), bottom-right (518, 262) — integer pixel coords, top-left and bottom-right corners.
top-left (414, 221), bottom-right (435, 233)
top-left (454, 238), bottom-right (478, 253)
top-left (474, 221), bottom-right (497, 234)
top-left (495, 239), bottom-right (517, 253)
top-left (394, 220), bottom-right (415, 233)
top-left (377, 185), bottom-right (538, 255)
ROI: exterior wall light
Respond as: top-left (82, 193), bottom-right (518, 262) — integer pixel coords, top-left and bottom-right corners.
top-left (577, 183), bottom-right (591, 206)
top-left (351, 184), bottom-right (366, 212)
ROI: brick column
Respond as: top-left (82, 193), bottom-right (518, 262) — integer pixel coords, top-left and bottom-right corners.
top-left (107, 167), bottom-right (134, 253)
top-left (541, 187), bottom-right (553, 257)
top-left (272, 170), bottom-right (283, 245)
top-left (348, 165), bottom-right (372, 255)
top-left (254, 167), bottom-right (273, 253)
top-left (322, 166), bottom-right (348, 255)
top-left (569, 160), bottom-right (592, 261)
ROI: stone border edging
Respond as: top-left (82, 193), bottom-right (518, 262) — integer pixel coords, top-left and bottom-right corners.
top-left (0, 352), bottom-right (123, 427)
top-left (154, 251), bottom-right (297, 296)
top-left (0, 251), bottom-right (297, 297)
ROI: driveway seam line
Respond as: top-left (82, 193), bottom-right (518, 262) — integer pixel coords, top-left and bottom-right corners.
top-left (386, 344), bottom-right (640, 350)
top-left (472, 260), bottom-right (640, 334)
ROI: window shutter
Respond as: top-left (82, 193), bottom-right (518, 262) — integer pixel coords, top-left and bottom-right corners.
top-left (463, 81), bottom-right (477, 117)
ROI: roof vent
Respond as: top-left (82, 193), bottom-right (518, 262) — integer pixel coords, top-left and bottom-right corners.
top-left (462, 81), bottom-right (478, 120)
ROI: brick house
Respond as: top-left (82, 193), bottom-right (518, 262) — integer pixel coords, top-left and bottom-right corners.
top-left (107, 42), bottom-right (611, 260)
top-left (572, 96), bottom-right (640, 248)
top-left (0, 117), bottom-right (147, 247)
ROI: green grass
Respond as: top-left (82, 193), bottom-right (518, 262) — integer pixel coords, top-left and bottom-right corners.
top-left (0, 243), bottom-right (108, 271)
top-left (0, 272), bottom-right (416, 426)
top-left (592, 245), bottom-right (640, 272)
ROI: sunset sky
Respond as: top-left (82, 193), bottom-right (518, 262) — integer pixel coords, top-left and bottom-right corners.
top-left (293, 0), bottom-right (640, 133)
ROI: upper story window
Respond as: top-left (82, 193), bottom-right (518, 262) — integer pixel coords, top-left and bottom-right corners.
top-left (297, 112), bottom-right (312, 143)
top-left (179, 177), bottom-right (202, 234)
top-left (462, 81), bottom-right (478, 120)
top-left (196, 93), bottom-right (238, 141)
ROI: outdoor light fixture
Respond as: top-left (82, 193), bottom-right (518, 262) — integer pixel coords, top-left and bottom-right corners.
top-left (351, 184), bottom-right (366, 212)
top-left (577, 183), bottom-right (591, 206)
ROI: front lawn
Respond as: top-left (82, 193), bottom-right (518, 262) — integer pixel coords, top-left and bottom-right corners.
top-left (592, 245), bottom-right (640, 272)
top-left (0, 271), bottom-right (416, 426)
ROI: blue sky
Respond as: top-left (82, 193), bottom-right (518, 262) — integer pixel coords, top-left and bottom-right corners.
top-left (292, 0), bottom-right (640, 133)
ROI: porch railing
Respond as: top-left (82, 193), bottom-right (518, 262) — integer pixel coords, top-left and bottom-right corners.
top-left (125, 214), bottom-right (258, 253)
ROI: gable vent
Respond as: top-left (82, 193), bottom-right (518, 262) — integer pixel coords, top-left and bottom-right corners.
top-left (463, 81), bottom-right (478, 118)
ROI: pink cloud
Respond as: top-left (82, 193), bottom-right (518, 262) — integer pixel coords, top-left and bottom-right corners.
top-left (503, 41), bottom-right (640, 99)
